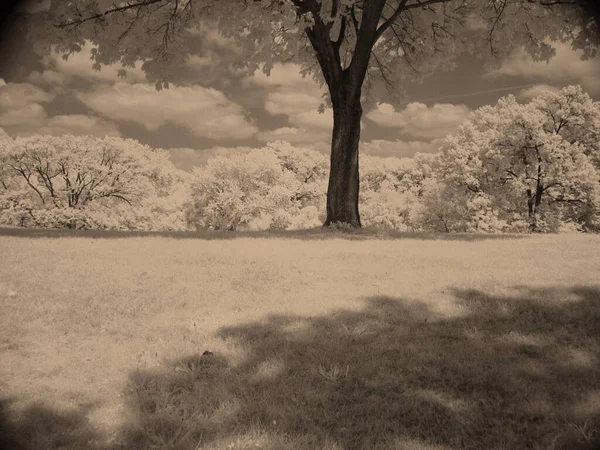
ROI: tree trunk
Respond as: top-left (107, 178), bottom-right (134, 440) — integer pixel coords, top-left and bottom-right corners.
top-left (323, 88), bottom-right (362, 227)
top-left (302, 0), bottom-right (387, 228)
top-left (527, 183), bottom-right (545, 232)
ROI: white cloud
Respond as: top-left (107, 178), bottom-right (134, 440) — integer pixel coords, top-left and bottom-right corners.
top-left (249, 63), bottom-right (323, 92)
top-left (0, 103), bottom-right (47, 126)
top-left (366, 102), bottom-right (469, 139)
top-left (248, 63), bottom-right (333, 133)
top-left (263, 91), bottom-right (333, 130)
top-left (490, 41), bottom-right (600, 95)
top-left (264, 92), bottom-right (323, 116)
top-left (3, 112), bottom-right (121, 138)
top-left (294, 109), bottom-right (334, 130)
top-left (362, 139), bottom-right (444, 158)
top-left (34, 115), bottom-right (121, 137)
top-left (0, 82), bottom-right (54, 111)
top-left (0, 79), bottom-right (120, 137)
top-left (0, 81), bottom-right (52, 127)
top-left (41, 41), bottom-right (147, 85)
top-left (76, 83), bottom-right (258, 140)
top-left (27, 70), bottom-right (68, 87)
top-left (518, 84), bottom-right (560, 100)
top-left (184, 27), bottom-right (242, 70)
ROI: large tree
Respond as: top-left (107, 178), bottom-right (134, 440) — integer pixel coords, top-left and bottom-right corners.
top-left (435, 86), bottom-right (600, 232)
top-left (17, 0), bottom-right (600, 227)
top-left (0, 131), bottom-right (188, 230)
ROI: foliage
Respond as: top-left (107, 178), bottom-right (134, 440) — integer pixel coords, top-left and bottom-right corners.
top-left (26, 1), bottom-right (598, 103)
top-left (431, 86), bottom-right (600, 233)
top-left (184, 141), bottom-right (328, 231)
top-left (0, 131), bottom-right (189, 231)
top-left (184, 143), bottom-right (449, 233)
top-left (359, 156), bottom-right (413, 231)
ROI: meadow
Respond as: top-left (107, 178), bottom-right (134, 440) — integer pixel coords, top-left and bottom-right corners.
top-left (0, 228), bottom-right (599, 450)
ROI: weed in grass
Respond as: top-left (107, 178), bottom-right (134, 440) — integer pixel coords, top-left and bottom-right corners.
top-left (568, 419), bottom-right (599, 443)
top-left (317, 364), bottom-right (350, 382)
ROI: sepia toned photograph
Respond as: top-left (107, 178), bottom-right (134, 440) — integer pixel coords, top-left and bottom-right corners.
top-left (0, 0), bottom-right (599, 449)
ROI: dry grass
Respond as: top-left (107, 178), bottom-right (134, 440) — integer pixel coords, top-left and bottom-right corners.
top-left (0, 229), bottom-right (599, 450)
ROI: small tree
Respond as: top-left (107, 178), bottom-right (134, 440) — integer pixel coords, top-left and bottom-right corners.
top-left (20, 0), bottom-right (599, 227)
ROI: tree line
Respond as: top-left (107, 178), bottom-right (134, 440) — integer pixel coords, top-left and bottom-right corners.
top-left (1, 86), bottom-right (599, 233)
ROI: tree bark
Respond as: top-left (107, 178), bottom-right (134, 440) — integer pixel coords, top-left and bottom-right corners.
top-left (527, 182), bottom-right (545, 232)
top-left (323, 85), bottom-right (362, 227)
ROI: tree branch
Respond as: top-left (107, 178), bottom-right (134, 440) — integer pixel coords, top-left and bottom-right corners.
top-left (348, 0), bottom-right (388, 90)
top-left (14, 167), bottom-right (46, 204)
top-left (374, 0), bottom-right (409, 42)
top-left (54, 0), bottom-right (167, 29)
top-left (487, 0), bottom-right (508, 57)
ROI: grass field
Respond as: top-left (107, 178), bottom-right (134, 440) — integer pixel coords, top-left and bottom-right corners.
top-left (1, 228), bottom-right (599, 450)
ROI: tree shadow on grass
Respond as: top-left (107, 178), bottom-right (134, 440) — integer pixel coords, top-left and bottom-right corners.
top-left (2, 287), bottom-right (598, 449)
top-left (0, 398), bottom-right (103, 450)
top-left (115, 286), bottom-right (600, 450)
top-left (0, 226), bottom-right (529, 242)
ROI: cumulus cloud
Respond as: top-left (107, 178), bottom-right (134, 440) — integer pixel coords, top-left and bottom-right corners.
top-left (0, 79), bottom-right (120, 137)
top-left (27, 70), bottom-right (68, 87)
top-left (0, 81), bottom-right (50, 128)
top-left (76, 83), bottom-right (258, 140)
top-left (489, 41), bottom-right (600, 95)
top-left (249, 63), bottom-right (324, 92)
top-left (518, 84), bottom-right (560, 100)
top-left (0, 81), bottom-right (54, 110)
top-left (184, 28), bottom-right (242, 70)
top-left (3, 113), bottom-right (121, 138)
top-left (33, 115), bottom-right (121, 137)
top-left (248, 63), bottom-right (333, 139)
top-left (366, 102), bottom-right (470, 139)
top-left (362, 139), bottom-right (444, 158)
top-left (180, 28), bottom-right (245, 88)
top-left (0, 103), bottom-right (47, 126)
top-left (265, 92), bottom-right (323, 117)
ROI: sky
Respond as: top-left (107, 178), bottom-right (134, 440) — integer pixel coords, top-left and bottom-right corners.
top-left (0, 2), bottom-right (599, 171)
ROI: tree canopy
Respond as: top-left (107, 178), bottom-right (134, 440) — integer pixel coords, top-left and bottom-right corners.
top-left (433, 85), bottom-right (600, 232)
top-left (24, 1), bottom-right (598, 101)
top-left (0, 131), bottom-right (188, 230)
